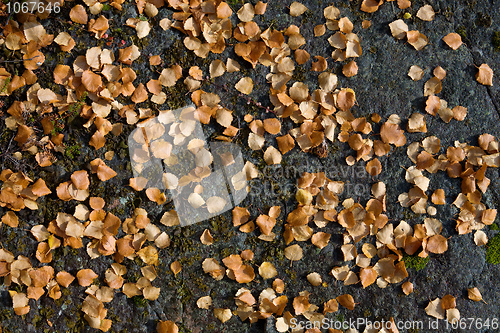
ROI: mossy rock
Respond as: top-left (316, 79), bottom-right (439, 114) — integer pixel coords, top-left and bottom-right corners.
top-left (486, 233), bottom-right (500, 264)
top-left (402, 253), bottom-right (430, 271)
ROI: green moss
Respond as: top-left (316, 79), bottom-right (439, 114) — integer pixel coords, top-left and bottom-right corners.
top-left (455, 26), bottom-right (467, 40)
top-left (402, 210), bottom-right (418, 221)
top-left (65, 144), bottom-right (81, 159)
top-left (131, 295), bottom-right (149, 307)
top-left (0, 308), bottom-right (13, 321)
top-left (490, 223), bottom-right (499, 231)
top-left (262, 238), bottom-right (285, 262)
top-left (492, 31), bottom-right (500, 51)
top-left (292, 65), bottom-right (307, 82)
top-left (301, 10), bottom-right (314, 24)
top-left (33, 315), bottom-right (44, 328)
top-left (402, 254), bottom-right (429, 271)
top-left (171, 280), bottom-right (193, 305)
top-left (189, 274), bottom-right (209, 291)
top-left (486, 233), bottom-right (500, 264)
top-left (285, 268), bottom-right (297, 280)
top-left (169, 234), bottom-right (195, 253)
top-left (178, 254), bottom-right (201, 267)
top-left (220, 247), bottom-right (235, 258)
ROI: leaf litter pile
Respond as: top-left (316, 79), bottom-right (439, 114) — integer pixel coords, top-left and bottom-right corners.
top-left (0, 0), bottom-right (498, 332)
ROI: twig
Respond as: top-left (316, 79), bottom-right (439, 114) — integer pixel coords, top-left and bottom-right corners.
top-left (0, 55), bottom-right (41, 64)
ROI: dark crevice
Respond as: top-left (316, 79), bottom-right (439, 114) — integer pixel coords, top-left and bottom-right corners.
top-left (486, 86), bottom-right (500, 119)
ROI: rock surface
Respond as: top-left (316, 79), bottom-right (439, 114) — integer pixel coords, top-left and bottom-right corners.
top-left (0, 0), bottom-right (499, 332)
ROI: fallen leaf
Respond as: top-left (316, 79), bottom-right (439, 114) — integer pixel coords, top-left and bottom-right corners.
top-left (235, 77), bottom-right (254, 95)
top-left (77, 269), bottom-right (98, 287)
top-left (214, 308), bottom-right (232, 323)
top-left (289, 2), bottom-right (308, 16)
top-left (196, 296), bottom-right (212, 309)
top-left (468, 287), bottom-right (486, 303)
top-left (476, 64), bottom-right (493, 86)
top-left (336, 294), bottom-right (355, 310)
top-left (425, 298), bottom-right (445, 319)
top-left (416, 5), bottom-right (435, 21)
top-left (284, 244), bottom-right (303, 261)
top-left (443, 33), bottom-right (463, 50)
top-left (408, 65), bottom-right (424, 81)
top-left (259, 262), bottom-right (277, 279)
top-left (389, 19), bottom-right (408, 40)
top-left (306, 272), bottom-right (322, 286)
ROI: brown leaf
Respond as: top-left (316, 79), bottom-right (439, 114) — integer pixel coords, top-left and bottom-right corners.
top-left (200, 229), bottom-right (213, 245)
top-left (402, 281), bottom-right (414, 295)
top-left (56, 271), bottom-right (75, 288)
top-left (361, 0), bottom-right (383, 13)
top-left (170, 261), bottom-right (181, 275)
top-left (342, 60), bottom-right (358, 78)
top-left (77, 269), bottom-right (98, 287)
top-left (359, 267), bottom-right (377, 288)
top-left (2, 211), bottom-right (19, 227)
top-left (468, 287), bottom-right (487, 303)
top-left (336, 294), bottom-right (355, 310)
top-left (284, 244), bottom-right (303, 261)
top-left (232, 207), bottom-right (250, 226)
top-left (426, 235), bottom-right (448, 254)
top-left (263, 118), bottom-right (281, 135)
top-left (366, 158), bottom-right (382, 176)
top-left (380, 122), bottom-right (406, 146)
top-left (157, 320), bottom-right (179, 333)
top-left (81, 70), bottom-right (102, 92)
top-left (443, 33), bottom-right (463, 50)
top-left (476, 64), bottom-right (493, 86)
top-left (235, 77), bottom-right (253, 94)
top-left (70, 5), bottom-right (88, 24)
top-left (389, 19), bottom-right (408, 39)
top-left (416, 5), bottom-right (435, 21)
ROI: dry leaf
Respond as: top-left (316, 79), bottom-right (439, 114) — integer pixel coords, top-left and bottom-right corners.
top-left (290, 2), bottom-right (308, 16)
top-left (2, 211), bottom-right (19, 228)
top-left (237, 3), bottom-right (255, 22)
top-left (434, 66), bottom-right (447, 80)
top-left (359, 267), bottom-right (377, 288)
top-left (157, 320), bottom-right (179, 333)
top-left (416, 5), bottom-right (435, 21)
top-left (474, 230), bottom-right (488, 246)
top-left (210, 60), bottom-right (226, 78)
top-left (264, 146), bottom-right (282, 165)
top-left (476, 64), bottom-right (493, 86)
top-left (336, 294), bottom-right (355, 310)
top-left (200, 229), bottom-right (213, 245)
top-left (259, 262), bottom-right (277, 279)
top-left (407, 30), bottom-right (428, 50)
top-left (443, 33), bottom-right (463, 50)
top-left (425, 298), bottom-right (445, 319)
top-left (343, 61), bottom-right (358, 78)
top-left (284, 244), bottom-right (303, 261)
top-left (214, 308), bottom-right (232, 323)
top-left (306, 272), bottom-right (322, 286)
top-left (170, 261), bottom-right (181, 275)
top-left (389, 19), bottom-right (408, 40)
top-left (408, 65), bottom-right (424, 81)
top-left (468, 287), bottom-right (486, 303)
top-left (77, 269), bottom-right (98, 287)
top-left (70, 5), bottom-right (88, 24)
top-left (235, 77), bottom-right (254, 94)
top-left (402, 281), bottom-right (413, 295)
top-left (196, 296), bottom-right (212, 310)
